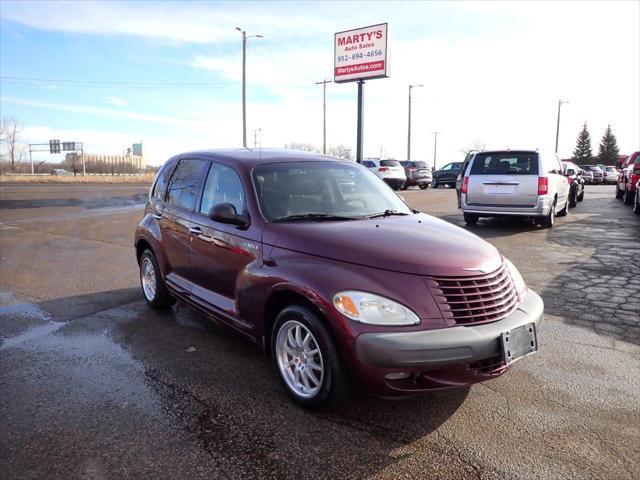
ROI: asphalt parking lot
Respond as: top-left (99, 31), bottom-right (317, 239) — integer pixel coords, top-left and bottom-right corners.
top-left (1, 183), bottom-right (638, 480)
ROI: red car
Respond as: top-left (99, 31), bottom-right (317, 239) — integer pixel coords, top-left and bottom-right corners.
top-left (616, 151), bottom-right (640, 204)
top-left (135, 149), bottom-right (543, 407)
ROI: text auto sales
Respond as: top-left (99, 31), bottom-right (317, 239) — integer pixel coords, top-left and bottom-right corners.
top-left (337, 29), bottom-right (384, 52)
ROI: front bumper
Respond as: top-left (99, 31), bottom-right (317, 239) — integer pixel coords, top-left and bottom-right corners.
top-left (355, 290), bottom-right (543, 369)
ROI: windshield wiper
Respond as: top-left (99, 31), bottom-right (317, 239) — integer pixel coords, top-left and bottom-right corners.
top-left (273, 213), bottom-right (358, 222)
top-left (365, 209), bottom-right (410, 219)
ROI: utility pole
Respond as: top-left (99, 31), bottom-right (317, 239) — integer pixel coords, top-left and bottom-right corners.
top-left (236, 27), bottom-right (263, 148)
top-left (356, 80), bottom-right (365, 163)
top-left (407, 84), bottom-right (423, 160)
top-left (315, 79), bottom-right (332, 154)
top-left (555, 99), bottom-right (569, 153)
top-left (432, 131), bottom-right (440, 170)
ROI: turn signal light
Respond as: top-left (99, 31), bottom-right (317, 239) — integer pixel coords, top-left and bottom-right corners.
top-left (379, 167), bottom-right (389, 172)
top-left (538, 177), bottom-right (549, 195)
top-left (461, 176), bottom-right (469, 194)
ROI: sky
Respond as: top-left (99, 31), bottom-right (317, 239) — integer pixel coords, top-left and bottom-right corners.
top-left (1, 0), bottom-right (638, 167)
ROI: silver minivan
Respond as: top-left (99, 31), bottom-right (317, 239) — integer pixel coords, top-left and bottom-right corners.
top-left (460, 150), bottom-right (570, 228)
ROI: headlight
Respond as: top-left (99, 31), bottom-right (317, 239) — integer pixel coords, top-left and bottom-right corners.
top-left (333, 291), bottom-right (420, 326)
top-left (505, 258), bottom-right (526, 295)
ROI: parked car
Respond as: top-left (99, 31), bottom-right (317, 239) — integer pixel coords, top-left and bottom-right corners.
top-left (579, 168), bottom-right (594, 184)
top-left (562, 161), bottom-right (585, 207)
top-left (135, 149), bottom-right (543, 408)
top-left (634, 178), bottom-right (640, 215)
top-left (602, 166), bottom-right (618, 184)
top-left (51, 168), bottom-right (73, 176)
top-left (399, 160), bottom-right (432, 189)
top-left (460, 150), bottom-right (570, 228)
top-left (363, 158), bottom-right (406, 190)
top-left (432, 162), bottom-right (463, 188)
top-left (579, 165), bottom-right (604, 184)
top-left (616, 151), bottom-right (640, 205)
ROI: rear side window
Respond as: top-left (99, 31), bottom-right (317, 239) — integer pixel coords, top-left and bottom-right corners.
top-left (152, 159), bottom-right (175, 200)
top-left (471, 153), bottom-right (539, 175)
top-left (166, 158), bottom-right (208, 210)
top-left (380, 160), bottom-right (400, 167)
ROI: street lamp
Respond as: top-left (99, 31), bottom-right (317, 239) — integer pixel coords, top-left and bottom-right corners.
top-left (236, 27), bottom-right (264, 148)
top-left (407, 84), bottom-right (423, 160)
top-left (555, 99), bottom-right (569, 154)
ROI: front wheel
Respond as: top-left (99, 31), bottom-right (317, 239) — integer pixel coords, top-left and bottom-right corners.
top-left (139, 249), bottom-right (175, 309)
top-left (431, 178), bottom-right (439, 188)
top-left (273, 305), bottom-right (347, 409)
top-left (624, 187), bottom-right (634, 205)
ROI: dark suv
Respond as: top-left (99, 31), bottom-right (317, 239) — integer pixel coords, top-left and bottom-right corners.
top-left (432, 162), bottom-right (463, 188)
top-left (135, 149), bottom-right (543, 408)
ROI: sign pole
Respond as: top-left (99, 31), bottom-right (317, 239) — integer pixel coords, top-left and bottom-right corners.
top-left (356, 80), bottom-right (364, 163)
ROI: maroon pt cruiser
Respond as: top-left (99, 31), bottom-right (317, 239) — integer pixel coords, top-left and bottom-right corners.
top-left (135, 149), bottom-right (543, 408)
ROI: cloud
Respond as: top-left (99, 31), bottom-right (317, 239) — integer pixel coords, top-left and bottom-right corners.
top-left (107, 96), bottom-right (128, 108)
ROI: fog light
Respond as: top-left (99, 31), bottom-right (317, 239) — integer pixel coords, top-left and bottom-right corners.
top-left (385, 372), bottom-right (411, 380)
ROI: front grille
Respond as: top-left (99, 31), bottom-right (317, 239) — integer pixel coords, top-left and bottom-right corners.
top-left (425, 262), bottom-right (520, 325)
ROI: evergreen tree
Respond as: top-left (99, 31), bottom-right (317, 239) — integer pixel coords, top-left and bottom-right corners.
top-left (572, 122), bottom-right (593, 163)
top-left (597, 124), bottom-right (620, 166)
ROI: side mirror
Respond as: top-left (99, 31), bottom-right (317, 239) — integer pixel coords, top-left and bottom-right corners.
top-left (209, 203), bottom-right (249, 228)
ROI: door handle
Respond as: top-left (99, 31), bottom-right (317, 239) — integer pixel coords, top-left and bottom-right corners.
top-left (189, 226), bottom-right (202, 235)
top-left (152, 212), bottom-right (162, 220)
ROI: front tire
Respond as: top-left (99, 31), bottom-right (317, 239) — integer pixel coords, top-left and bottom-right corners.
top-left (624, 187), bottom-right (634, 205)
top-left (431, 178), bottom-right (439, 188)
top-left (139, 249), bottom-right (175, 309)
top-left (616, 183), bottom-right (624, 199)
top-left (272, 305), bottom-right (347, 409)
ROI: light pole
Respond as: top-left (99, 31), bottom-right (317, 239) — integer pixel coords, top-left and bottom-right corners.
top-left (236, 27), bottom-right (263, 148)
top-left (555, 99), bottom-right (569, 154)
top-left (315, 79), bottom-right (332, 154)
top-left (432, 131), bottom-right (440, 171)
top-left (407, 84), bottom-right (423, 160)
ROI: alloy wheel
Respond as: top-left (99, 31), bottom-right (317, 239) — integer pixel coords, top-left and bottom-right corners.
top-left (140, 257), bottom-right (157, 301)
top-left (275, 320), bottom-right (324, 399)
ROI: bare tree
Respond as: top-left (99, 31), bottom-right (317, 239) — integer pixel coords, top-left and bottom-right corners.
top-left (460, 139), bottom-right (486, 155)
top-left (0, 118), bottom-right (25, 170)
top-left (284, 142), bottom-right (320, 153)
top-left (327, 144), bottom-right (353, 160)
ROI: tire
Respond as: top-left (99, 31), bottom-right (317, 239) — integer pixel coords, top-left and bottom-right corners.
top-left (578, 189), bottom-right (584, 202)
top-left (419, 183), bottom-right (428, 190)
top-left (272, 305), bottom-right (348, 409)
top-left (634, 189), bottom-right (640, 215)
top-left (616, 184), bottom-right (624, 199)
top-left (463, 213), bottom-right (479, 225)
top-left (431, 178), bottom-right (439, 188)
top-left (139, 249), bottom-right (175, 309)
top-left (540, 201), bottom-right (556, 228)
top-left (557, 198), bottom-right (569, 217)
top-left (624, 187), bottom-right (634, 205)
top-left (401, 184), bottom-right (409, 190)
top-left (391, 183), bottom-right (402, 191)
top-left (568, 188), bottom-right (577, 208)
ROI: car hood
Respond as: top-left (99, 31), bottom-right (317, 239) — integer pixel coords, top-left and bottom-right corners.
top-left (263, 213), bottom-right (502, 277)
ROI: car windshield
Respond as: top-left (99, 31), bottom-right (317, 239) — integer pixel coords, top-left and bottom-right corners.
top-left (471, 152), bottom-right (539, 175)
top-left (252, 161), bottom-right (413, 222)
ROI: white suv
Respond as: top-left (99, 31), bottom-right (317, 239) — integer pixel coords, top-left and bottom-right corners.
top-left (460, 150), bottom-right (570, 228)
top-left (363, 158), bottom-right (407, 190)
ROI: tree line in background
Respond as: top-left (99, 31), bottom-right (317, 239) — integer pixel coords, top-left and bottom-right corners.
top-left (572, 122), bottom-right (620, 166)
top-left (284, 142), bottom-right (353, 160)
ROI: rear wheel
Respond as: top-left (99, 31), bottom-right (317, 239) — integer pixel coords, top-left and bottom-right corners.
top-left (463, 213), bottom-right (479, 225)
top-left (569, 188), bottom-right (578, 208)
top-left (272, 305), bottom-right (347, 409)
top-left (139, 249), bottom-right (175, 309)
top-left (540, 201), bottom-right (556, 228)
top-left (419, 183), bottom-right (428, 190)
top-left (624, 187), bottom-right (634, 205)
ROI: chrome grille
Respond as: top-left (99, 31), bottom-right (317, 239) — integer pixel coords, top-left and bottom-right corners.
top-left (426, 262), bottom-right (520, 325)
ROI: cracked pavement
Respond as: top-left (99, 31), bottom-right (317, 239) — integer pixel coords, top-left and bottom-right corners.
top-left (1, 183), bottom-right (638, 479)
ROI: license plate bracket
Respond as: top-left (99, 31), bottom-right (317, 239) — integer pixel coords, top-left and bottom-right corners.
top-left (501, 323), bottom-right (537, 365)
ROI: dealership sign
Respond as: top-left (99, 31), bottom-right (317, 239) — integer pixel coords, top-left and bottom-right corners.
top-left (334, 23), bottom-right (388, 83)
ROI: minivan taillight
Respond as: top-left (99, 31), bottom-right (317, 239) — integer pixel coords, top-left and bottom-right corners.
top-left (379, 167), bottom-right (389, 172)
top-left (461, 176), bottom-right (469, 194)
top-left (538, 177), bottom-right (549, 195)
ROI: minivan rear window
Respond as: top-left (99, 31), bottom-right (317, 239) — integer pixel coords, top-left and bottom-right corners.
top-left (471, 152), bottom-right (539, 175)
top-left (380, 160), bottom-right (401, 167)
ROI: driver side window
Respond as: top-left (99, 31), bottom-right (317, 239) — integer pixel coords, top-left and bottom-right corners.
top-left (199, 163), bottom-right (246, 216)
top-left (441, 163), bottom-right (452, 171)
